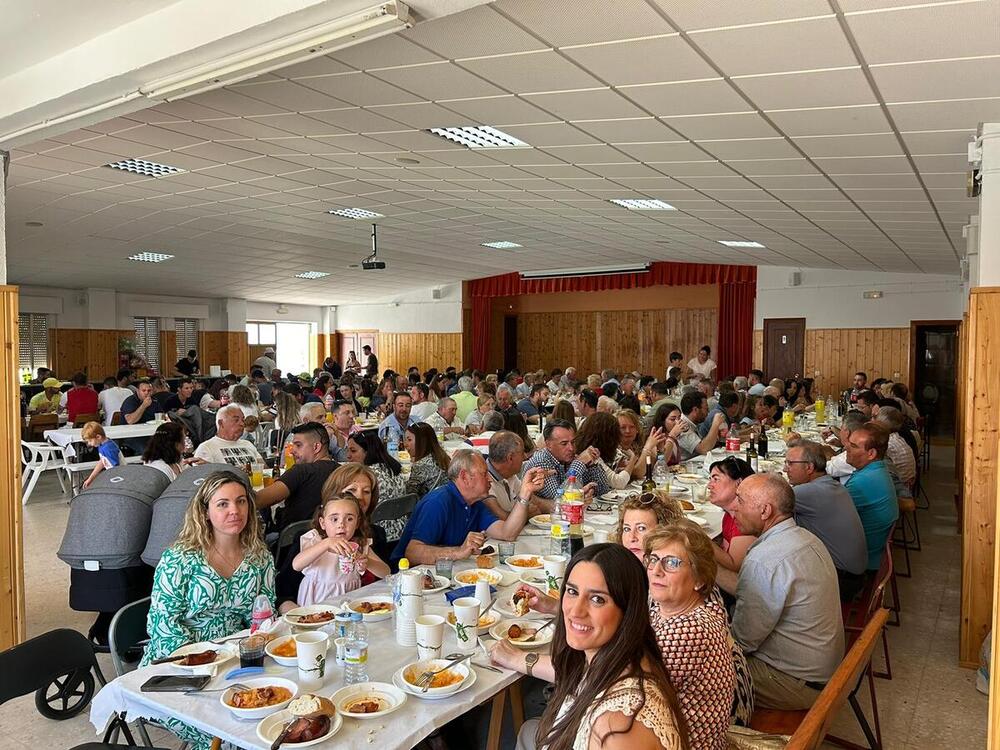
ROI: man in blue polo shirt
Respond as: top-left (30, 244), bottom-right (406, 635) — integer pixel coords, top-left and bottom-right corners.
top-left (844, 423), bottom-right (898, 571)
top-left (392, 449), bottom-right (546, 564)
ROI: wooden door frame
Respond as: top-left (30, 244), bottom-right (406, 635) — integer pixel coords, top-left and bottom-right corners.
top-left (762, 317), bottom-right (806, 380)
top-left (908, 319), bottom-right (962, 394)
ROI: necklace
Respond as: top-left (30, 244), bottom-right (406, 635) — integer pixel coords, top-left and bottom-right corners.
top-left (211, 544), bottom-right (243, 576)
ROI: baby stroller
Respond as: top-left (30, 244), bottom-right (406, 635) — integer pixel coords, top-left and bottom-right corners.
top-left (141, 462), bottom-right (232, 567)
top-left (57, 465), bottom-right (170, 647)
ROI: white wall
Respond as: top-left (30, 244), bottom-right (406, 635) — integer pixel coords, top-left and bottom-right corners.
top-left (336, 284), bottom-right (462, 333)
top-left (755, 266), bottom-right (964, 328)
top-left (245, 301), bottom-right (326, 327)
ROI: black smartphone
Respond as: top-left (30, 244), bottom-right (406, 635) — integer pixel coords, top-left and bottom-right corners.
top-left (140, 675), bottom-right (211, 692)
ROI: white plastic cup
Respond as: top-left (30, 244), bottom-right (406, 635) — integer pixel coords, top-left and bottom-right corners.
top-left (452, 597), bottom-right (481, 654)
top-left (415, 614), bottom-right (445, 660)
top-left (295, 631), bottom-right (329, 690)
top-left (399, 570), bottom-right (425, 618)
top-left (474, 580), bottom-right (492, 611)
top-left (542, 554), bottom-right (568, 582)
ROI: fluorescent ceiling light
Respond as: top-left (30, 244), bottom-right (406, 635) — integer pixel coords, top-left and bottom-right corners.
top-left (521, 263), bottom-right (649, 280)
top-left (481, 241), bottom-right (522, 249)
top-left (328, 208), bottom-right (384, 219)
top-left (141, 3), bottom-right (411, 101)
top-left (610, 199), bottom-right (675, 210)
top-left (128, 252), bottom-right (174, 263)
top-left (295, 271), bottom-right (331, 279)
top-left (428, 126), bottom-right (529, 149)
top-left (107, 159), bottom-right (184, 177)
top-left (718, 240), bottom-right (766, 248)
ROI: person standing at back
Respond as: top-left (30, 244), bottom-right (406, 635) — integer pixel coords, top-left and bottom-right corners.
top-left (363, 344), bottom-right (379, 378)
top-left (253, 348), bottom-right (277, 377)
top-left (173, 349), bottom-right (199, 377)
top-left (688, 345), bottom-right (717, 381)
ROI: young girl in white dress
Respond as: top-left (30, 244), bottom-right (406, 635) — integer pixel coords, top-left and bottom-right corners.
top-left (293, 493), bottom-right (390, 606)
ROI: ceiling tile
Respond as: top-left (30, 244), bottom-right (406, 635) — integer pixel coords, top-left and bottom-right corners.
top-left (621, 79), bottom-right (749, 116)
top-left (901, 130), bottom-right (976, 155)
top-left (872, 58), bottom-right (1000, 103)
top-left (330, 34), bottom-right (444, 70)
top-left (650, 0), bottom-right (831, 30)
top-left (523, 88), bottom-right (646, 120)
top-left (495, 0), bottom-right (675, 46)
top-left (460, 51), bottom-right (603, 92)
top-left (561, 36), bottom-right (716, 86)
top-left (372, 62), bottom-right (506, 100)
top-left (662, 112), bottom-right (780, 140)
top-left (739, 68), bottom-right (876, 110)
top-left (228, 80), bottom-right (351, 112)
top-left (794, 133), bottom-right (904, 158)
top-left (698, 138), bottom-right (800, 160)
top-left (402, 4), bottom-right (547, 58)
top-left (767, 105), bottom-right (891, 136)
top-left (297, 73), bottom-right (424, 107)
top-left (888, 98), bottom-right (1000, 131)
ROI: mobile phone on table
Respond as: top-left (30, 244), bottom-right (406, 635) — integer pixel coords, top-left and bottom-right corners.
top-left (140, 675), bottom-right (211, 692)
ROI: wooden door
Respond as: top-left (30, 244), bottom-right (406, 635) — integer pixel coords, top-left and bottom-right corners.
top-left (359, 332), bottom-right (377, 371)
top-left (763, 318), bottom-right (805, 381)
top-left (340, 332), bottom-right (358, 366)
top-left (503, 315), bottom-right (518, 375)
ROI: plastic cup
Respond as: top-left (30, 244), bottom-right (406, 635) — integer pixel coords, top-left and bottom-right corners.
top-left (542, 554), bottom-right (568, 582)
top-left (239, 635), bottom-right (266, 668)
top-left (498, 541), bottom-right (516, 563)
top-left (295, 631), bottom-right (329, 690)
top-left (415, 614), bottom-right (445, 660)
top-left (452, 597), bottom-right (480, 654)
top-left (251, 463), bottom-right (264, 491)
top-left (333, 636), bottom-right (348, 667)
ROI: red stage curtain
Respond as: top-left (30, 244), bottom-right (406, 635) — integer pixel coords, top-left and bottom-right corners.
top-left (468, 261), bottom-right (757, 372)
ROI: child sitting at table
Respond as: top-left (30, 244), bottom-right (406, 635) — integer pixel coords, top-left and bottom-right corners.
top-left (293, 492), bottom-right (390, 605)
top-left (81, 421), bottom-right (122, 489)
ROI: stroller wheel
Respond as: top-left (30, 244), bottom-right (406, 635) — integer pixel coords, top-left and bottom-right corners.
top-left (34, 667), bottom-right (95, 720)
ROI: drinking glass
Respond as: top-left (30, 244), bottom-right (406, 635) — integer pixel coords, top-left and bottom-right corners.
top-left (239, 635), bottom-right (266, 668)
top-left (250, 463), bottom-right (264, 491)
top-left (498, 541), bottom-right (516, 563)
top-left (435, 558), bottom-right (454, 579)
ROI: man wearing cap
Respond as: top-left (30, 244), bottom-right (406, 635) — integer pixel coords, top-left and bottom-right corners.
top-left (29, 377), bottom-right (63, 414)
top-left (253, 347), bottom-right (277, 377)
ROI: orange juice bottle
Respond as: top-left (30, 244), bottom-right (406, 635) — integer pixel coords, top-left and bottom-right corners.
top-left (284, 444), bottom-right (295, 470)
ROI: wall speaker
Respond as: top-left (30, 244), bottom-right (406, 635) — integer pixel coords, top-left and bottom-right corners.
top-left (788, 271), bottom-right (802, 287)
top-left (432, 288), bottom-right (442, 300)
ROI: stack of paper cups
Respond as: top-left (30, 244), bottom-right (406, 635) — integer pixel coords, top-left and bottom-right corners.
top-left (395, 569), bottom-right (424, 646)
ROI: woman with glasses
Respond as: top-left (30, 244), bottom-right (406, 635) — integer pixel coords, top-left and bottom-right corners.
top-left (613, 492), bottom-right (684, 561)
top-left (707, 456), bottom-right (756, 575)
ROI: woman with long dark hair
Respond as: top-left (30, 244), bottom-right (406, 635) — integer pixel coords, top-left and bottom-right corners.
top-left (142, 421), bottom-right (189, 480)
top-left (346, 429), bottom-right (406, 501)
top-left (403, 422), bottom-right (450, 497)
top-left (491, 544), bottom-right (688, 750)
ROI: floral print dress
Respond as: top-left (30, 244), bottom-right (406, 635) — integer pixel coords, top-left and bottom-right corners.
top-left (141, 545), bottom-right (275, 749)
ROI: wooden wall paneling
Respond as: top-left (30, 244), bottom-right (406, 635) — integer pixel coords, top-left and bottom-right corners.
top-left (51, 328), bottom-right (88, 378)
top-left (961, 289), bottom-right (1000, 667)
top-left (225, 331), bottom-right (250, 374)
top-left (752, 329), bottom-right (763, 371)
top-left (198, 331), bottom-right (228, 372)
top-left (0, 287), bottom-right (25, 649)
top-left (159, 330), bottom-right (177, 373)
top-left (800, 328), bottom-right (909, 396)
top-left (375, 333), bottom-right (462, 375)
top-left (87, 330), bottom-right (132, 381)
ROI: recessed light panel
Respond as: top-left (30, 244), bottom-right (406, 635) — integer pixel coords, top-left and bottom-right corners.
top-left (718, 240), bottom-right (766, 248)
top-left (428, 126), bottom-right (529, 149)
top-left (295, 271), bottom-right (331, 279)
top-left (327, 208), bottom-right (384, 219)
top-left (481, 241), bottom-right (523, 249)
top-left (609, 199), bottom-right (676, 210)
top-left (107, 159), bottom-right (184, 177)
top-left (128, 252), bottom-right (174, 263)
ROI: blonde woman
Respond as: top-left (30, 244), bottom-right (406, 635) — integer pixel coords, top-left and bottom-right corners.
top-left (141, 470), bottom-right (274, 749)
top-left (613, 492), bottom-right (684, 560)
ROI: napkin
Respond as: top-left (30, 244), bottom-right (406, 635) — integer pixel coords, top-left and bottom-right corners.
top-left (446, 585), bottom-right (497, 604)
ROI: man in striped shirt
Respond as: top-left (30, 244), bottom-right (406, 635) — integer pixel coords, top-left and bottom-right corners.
top-left (523, 419), bottom-right (600, 500)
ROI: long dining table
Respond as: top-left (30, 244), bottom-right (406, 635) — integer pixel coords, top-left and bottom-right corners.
top-left (89, 479), bottom-right (724, 750)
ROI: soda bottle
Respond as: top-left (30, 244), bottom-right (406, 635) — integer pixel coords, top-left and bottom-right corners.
top-left (561, 472), bottom-right (585, 556)
top-left (344, 612), bottom-right (369, 684)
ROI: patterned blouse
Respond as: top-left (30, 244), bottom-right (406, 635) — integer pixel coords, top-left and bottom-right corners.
top-left (649, 596), bottom-right (736, 750)
top-left (369, 462), bottom-right (407, 502)
top-left (405, 455), bottom-right (448, 498)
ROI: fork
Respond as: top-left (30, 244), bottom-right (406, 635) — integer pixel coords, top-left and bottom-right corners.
top-left (416, 653), bottom-right (472, 692)
top-left (191, 681), bottom-right (251, 694)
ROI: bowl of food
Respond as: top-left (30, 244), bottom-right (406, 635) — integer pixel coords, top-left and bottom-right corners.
top-left (400, 659), bottom-right (471, 696)
top-left (446, 610), bottom-right (498, 634)
top-left (264, 635), bottom-right (300, 667)
top-left (255, 694), bottom-right (341, 747)
top-left (347, 595), bottom-right (394, 622)
top-left (505, 554), bottom-right (543, 571)
top-left (675, 473), bottom-right (703, 484)
top-left (330, 682), bottom-right (406, 719)
top-left (283, 605), bottom-right (338, 629)
top-left (453, 568), bottom-right (503, 587)
top-left (489, 619), bottom-right (554, 649)
top-left (221, 677), bottom-right (298, 720)
top-left (166, 641), bottom-right (237, 671)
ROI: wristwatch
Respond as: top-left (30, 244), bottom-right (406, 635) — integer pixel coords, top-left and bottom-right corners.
top-left (524, 651), bottom-right (539, 677)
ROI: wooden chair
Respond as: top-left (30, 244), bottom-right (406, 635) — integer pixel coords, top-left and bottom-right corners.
top-left (26, 413), bottom-right (58, 442)
top-left (73, 412), bottom-right (100, 428)
top-left (110, 411), bottom-right (124, 426)
top-left (845, 539), bottom-right (893, 681)
top-left (749, 608), bottom-right (890, 750)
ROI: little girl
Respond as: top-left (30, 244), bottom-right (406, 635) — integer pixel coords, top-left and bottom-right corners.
top-left (82, 421), bottom-right (123, 489)
top-left (293, 493), bottom-right (390, 606)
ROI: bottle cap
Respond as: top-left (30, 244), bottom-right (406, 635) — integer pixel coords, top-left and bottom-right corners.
top-left (349, 612), bottom-right (364, 622)
top-left (398, 558), bottom-right (410, 570)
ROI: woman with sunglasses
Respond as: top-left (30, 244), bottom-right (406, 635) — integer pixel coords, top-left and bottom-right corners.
top-left (490, 544), bottom-right (689, 750)
top-left (707, 456), bottom-right (756, 574)
top-left (613, 492), bottom-right (684, 561)
top-left (644, 521), bottom-right (753, 748)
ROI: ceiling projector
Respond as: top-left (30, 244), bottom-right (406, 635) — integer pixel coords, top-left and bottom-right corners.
top-left (361, 224), bottom-right (386, 270)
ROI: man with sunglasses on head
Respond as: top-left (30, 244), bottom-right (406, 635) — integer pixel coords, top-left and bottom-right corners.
top-left (721, 473), bottom-right (843, 712)
top-left (377, 390), bottom-right (415, 445)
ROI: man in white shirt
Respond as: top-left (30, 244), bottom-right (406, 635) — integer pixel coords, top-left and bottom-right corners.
top-left (747, 369), bottom-right (767, 396)
top-left (423, 397), bottom-right (466, 440)
top-left (409, 383), bottom-right (437, 422)
top-left (687, 345), bottom-right (717, 380)
top-left (253, 348), bottom-right (277, 377)
top-left (98, 370), bottom-right (136, 426)
top-left (483, 430), bottom-right (550, 519)
top-left (194, 404), bottom-right (263, 466)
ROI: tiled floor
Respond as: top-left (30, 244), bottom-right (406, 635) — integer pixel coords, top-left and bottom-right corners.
top-left (0, 451), bottom-right (987, 749)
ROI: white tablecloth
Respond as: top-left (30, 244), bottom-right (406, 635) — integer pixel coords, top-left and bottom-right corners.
top-left (45, 423), bottom-right (160, 457)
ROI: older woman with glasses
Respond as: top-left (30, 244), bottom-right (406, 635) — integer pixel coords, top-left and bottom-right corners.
top-left (644, 521), bottom-right (752, 747)
top-left (707, 456), bottom-right (756, 574)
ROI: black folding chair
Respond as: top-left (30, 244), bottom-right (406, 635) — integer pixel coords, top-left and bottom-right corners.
top-left (274, 519), bottom-right (314, 569)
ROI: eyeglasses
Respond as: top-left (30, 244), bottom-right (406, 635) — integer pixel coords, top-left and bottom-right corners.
top-left (643, 553), bottom-right (689, 573)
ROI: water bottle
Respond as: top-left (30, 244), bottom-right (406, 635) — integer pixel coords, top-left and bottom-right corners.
top-left (549, 486), bottom-right (570, 557)
top-left (387, 429), bottom-right (399, 456)
top-left (344, 612), bottom-right (369, 684)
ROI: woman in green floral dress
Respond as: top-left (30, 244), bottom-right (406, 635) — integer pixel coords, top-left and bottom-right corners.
top-left (142, 470), bottom-right (275, 749)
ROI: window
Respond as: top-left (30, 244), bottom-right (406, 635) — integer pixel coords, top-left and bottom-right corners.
top-left (18, 313), bottom-right (49, 373)
top-left (133, 316), bottom-right (160, 372)
top-left (246, 322), bottom-right (276, 346)
top-left (175, 318), bottom-right (199, 361)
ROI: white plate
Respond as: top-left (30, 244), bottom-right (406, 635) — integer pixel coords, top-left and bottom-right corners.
top-left (330, 681), bottom-right (406, 719)
top-left (505, 554), bottom-right (544, 572)
top-left (489, 619), bottom-right (555, 649)
top-left (528, 514), bottom-right (551, 528)
top-left (256, 708), bottom-right (343, 747)
top-left (453, 568), bottom-right (503, 587)
top-left (414, 568), bottom-right (451, 594)
top-left (685, 514), bottom-right (709, 527)
top-left (674, 473), bottom-right (703, 483)
top-left (392, 663), bottom-right (478, 700)
top-left (166, 641), bottom-right (237, 671)
top-left (518, 570), bottom-right (548, 588)
top-left (346, 594), bottom-right (395, 622)
top-left (220, 677), bottom-right (298, 721)
top-left (282, 605), bottom-right (338, 629)
top-left (398, 658), bottom-right (471, 696)
top-left (599, 489), bottom-right (633, 501)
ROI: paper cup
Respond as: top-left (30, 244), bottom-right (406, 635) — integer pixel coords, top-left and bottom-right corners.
top-left (333, 636), bottom-right (348, 667)
top-left (415, 614), bottom-right (445, 660)
top-left (474, 580), bottom-right (492, 611)
top-left (452, 597), bottom-right (481, 654)
top-left (542, 554), bottom-right (568, 593)
top-left (399, 569), bottom-right (425, 619)
top-left (295, 631), bottom-right (329, 690)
